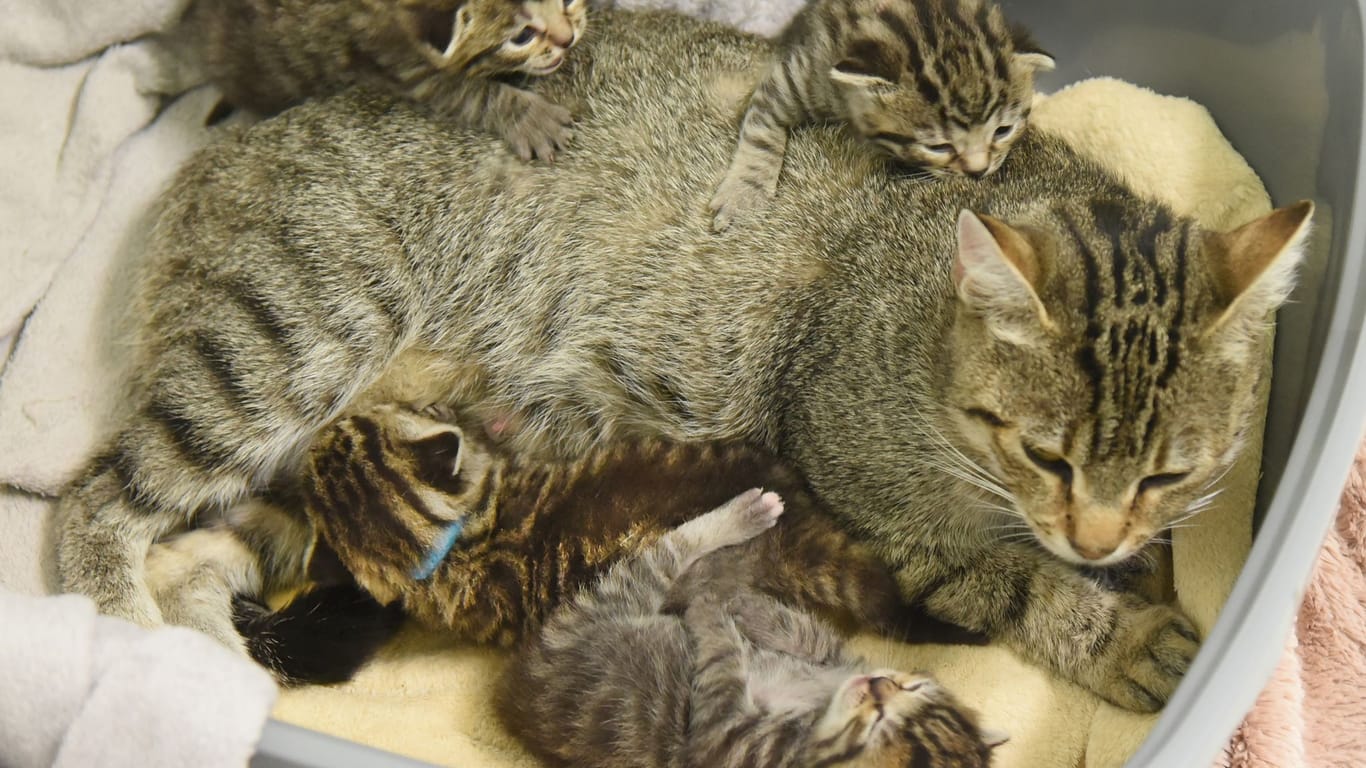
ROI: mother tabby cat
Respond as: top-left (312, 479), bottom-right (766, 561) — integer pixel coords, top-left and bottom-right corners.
top-left (59, 9), bottom-right (1311, 713)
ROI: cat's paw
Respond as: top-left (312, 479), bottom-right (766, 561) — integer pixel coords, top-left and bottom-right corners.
top-left (1094, 603), bottom-right (1200, 712)
top-left (715, 488), bottom-right (784, 545)
top-left (505, 93), bottom-right (573, 162)
top-left (708, 173), bottom-right (775, 232)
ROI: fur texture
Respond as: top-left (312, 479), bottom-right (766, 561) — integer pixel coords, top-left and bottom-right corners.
top-left (60, 10), bottom-right (1311, 713)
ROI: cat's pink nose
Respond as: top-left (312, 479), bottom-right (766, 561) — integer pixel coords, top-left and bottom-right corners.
top-left (1069, 539), bottom-right (1118, 561)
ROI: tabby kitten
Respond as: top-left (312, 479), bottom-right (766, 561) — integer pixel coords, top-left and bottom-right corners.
top-left (292, 404), bottom-right (946, 647)
top-left (172, 0), bottom-right (585, 160)
top-left (499, 491), bottom-right (1007, 768)
top-left (61, 10), bottom-right (1312, 716)
top-left (709, 0), bottom-right (1053, 230)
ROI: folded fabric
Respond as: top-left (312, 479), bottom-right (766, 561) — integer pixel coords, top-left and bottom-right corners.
top-left (0, 587), bottom-right (278, 768)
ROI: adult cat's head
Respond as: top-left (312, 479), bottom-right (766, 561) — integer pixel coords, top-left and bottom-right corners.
top-left (945, 198), bottom-right (1313, 565)
top-left (806, 670), bottom-right (1006, 766)
top-left (389, 0), bottom-right (587, 77)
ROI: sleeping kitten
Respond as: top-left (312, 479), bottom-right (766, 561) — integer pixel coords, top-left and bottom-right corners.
top-left (710, 0), bottom-right (1053, 230)
top-left (170, 0), bottom-right (586, 160)
top-left (287, 404), bottom-right (970, 648)
top-left (498, 491), bottom-right (1007, 768)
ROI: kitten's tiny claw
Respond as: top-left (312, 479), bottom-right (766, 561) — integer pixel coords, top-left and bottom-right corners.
top-left (708, 173), bottom-right (775, 232)
top-left (505, 92), bottom-right (574, 163)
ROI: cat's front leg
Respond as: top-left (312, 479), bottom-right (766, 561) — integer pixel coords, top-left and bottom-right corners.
top-left (424, 78), bottom-right (573, 162)
top-left (724, 591), bottom-right (843, 665)
top-left (895, 544), bottom-right (1199, 712)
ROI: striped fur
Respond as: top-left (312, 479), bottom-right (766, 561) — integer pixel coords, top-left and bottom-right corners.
top-left (498, 494), bottom-right (1004, 768)
top-left (710, 0), bottom-right (1052, 230)
top-left (61, 11), bottom-right (1310, 715)
top-left (169, 0), bottom-right (587, 160)
top-left (295, 405), bottom-right (942, 647)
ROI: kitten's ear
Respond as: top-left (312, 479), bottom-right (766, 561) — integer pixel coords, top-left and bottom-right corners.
top-left (954, 209), bottom-right (1053, 341)
top-left (1009, 24), bottom-right (1055, 72)
top-left (405, 3), bottom-right (473, 64)
top-left (407, 426), bottom-right (465, 488)
top-left (830, 40), bottom-right (901, 91)
top-left (981, 728), bottom-right (1011, 749)
top-left (1011, 51), bottom-right (1056, 73)
top-left (1201, 201), bottom-right (1313, 345)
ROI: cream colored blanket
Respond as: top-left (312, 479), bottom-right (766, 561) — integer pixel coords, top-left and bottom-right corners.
top-left (271, 78), bottom-right (1274, 768)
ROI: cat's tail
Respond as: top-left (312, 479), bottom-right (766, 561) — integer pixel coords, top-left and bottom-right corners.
top-left (232, 584), bottom-right (406, 686)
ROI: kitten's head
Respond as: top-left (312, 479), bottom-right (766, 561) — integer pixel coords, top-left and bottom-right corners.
top-left (806, 670), bottom-right (1006, 766)
top-left (944, 198), bottom-right (1314, 566)
top-left (391, 0), bottom-right (587, 77)
top-left (302, 405), bottom-right (501, 603)
top-left (828, 0), bottom-right (1053, 179)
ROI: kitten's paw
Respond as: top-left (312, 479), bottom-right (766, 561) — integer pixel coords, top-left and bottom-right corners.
top-left (708, 173), bottom-right (775, 232)
top-left (505, 94), bottom-right (573, 162)
top-left (1095, 603), bottom-right (1200, 712)
top-left (717, 488), bottom-right (784, 544)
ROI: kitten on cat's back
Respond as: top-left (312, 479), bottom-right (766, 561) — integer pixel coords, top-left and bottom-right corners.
top-left (167, 0), bottom-right (585, 160)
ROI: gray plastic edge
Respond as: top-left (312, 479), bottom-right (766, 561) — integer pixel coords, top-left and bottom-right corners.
top-left (252, 719), bottom-right (442, 768)
top-left (1122, 118), bottom-right (1366, 768)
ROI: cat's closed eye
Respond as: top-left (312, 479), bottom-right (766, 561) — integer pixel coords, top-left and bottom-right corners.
top-left (964, 407), bottom-right (1008, 428)
top-left (1137, 471), bottom-right (1190, 494)
top-left (1023, 443), bottom-right (1072, 484)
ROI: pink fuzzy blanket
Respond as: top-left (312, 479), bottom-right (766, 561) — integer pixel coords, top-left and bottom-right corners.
top-left (1219, 438), bottom-right (1366, 767)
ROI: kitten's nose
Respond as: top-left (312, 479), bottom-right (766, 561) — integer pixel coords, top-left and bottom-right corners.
top-left (546, 22), bottom-right (574, 48)
top-left (961, 151), bottom-right (990, 177)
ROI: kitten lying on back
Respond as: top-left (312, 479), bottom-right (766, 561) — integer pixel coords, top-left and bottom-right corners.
top-left (170, 0), bottom-right (585, 160)
top-left (710, 0), bottom-right (1053, 230)
top-left (499, 491), bottom-right (1008, 767)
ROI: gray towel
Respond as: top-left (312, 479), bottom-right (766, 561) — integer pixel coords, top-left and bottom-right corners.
top-left (0, 588), bottom-right (277, 768)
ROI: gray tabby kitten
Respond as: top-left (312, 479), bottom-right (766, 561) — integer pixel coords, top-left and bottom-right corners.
top-left (710, 0), bottom-right (1053, 230)
top-left (169, 0), bottom-right (586, 160)
top-left (59, 10), bottom-right (1311, 715)
top-left (498, 489), bottom-right (1007, 768)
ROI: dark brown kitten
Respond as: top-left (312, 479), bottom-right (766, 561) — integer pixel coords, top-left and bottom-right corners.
top-left (297, 404), bottom-right (974, 648)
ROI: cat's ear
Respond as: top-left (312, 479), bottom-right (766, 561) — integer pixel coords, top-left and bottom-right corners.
top-left (954, 209), bottom-right (1054, 342)
top-left (830, 40), bottom-right (901, 92)
top-left (405, 3), bottom-right (474, 65)
top-left (981, 728), bottom-right (1011, 749)
top-left (1200, 201), bottom-right (1313, 347)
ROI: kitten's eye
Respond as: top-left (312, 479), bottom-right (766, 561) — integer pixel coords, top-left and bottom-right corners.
top-left (1138, 471), bottom-right (1190, 494)
top-left (993, 124), bottom-right (1016, 141)
top-left (1023, 444), bottom-right (1072, 484)
top-left (509, 26), bottom-right (538, 46)
top-left (925, 143), bottom-right (955, 155)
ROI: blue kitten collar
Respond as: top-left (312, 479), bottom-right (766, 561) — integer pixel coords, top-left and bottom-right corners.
top-left (412, 520), bottom-right (464, 581)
